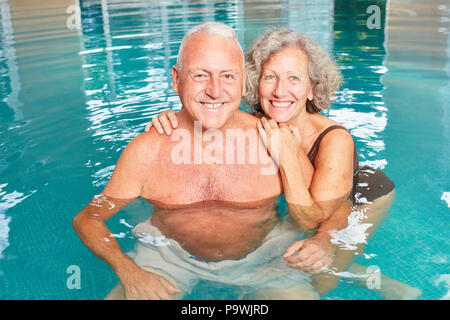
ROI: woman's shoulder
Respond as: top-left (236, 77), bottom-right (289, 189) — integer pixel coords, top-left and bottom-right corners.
top-left (312, 114), bottom-right (354, 151)
top-left (313, 113), bottom-right (347, 131)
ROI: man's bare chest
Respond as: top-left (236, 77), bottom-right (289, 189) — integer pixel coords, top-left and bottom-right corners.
top-left (141, 161), bottom-right (282, 205)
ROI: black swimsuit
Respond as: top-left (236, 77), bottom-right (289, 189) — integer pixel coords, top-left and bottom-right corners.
top-left (306, 125), bottom-right (395, 205)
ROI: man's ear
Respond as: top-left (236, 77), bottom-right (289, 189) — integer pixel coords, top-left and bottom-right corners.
top-left (242, 68), bottom-right (247, 95)
top-left (172, 66), bottom-right (180, 94)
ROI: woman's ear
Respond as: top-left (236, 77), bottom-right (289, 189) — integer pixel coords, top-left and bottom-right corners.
top-left (307, 84), bottom-right (315, 101)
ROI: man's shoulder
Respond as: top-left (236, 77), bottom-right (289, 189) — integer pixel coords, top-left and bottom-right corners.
top-left (234, 109), bottom-right (260, 128)
top-left (121, 130), bottom-right (164, 164)
top-left (103, 130), bottom-right (165, 199)
top-left (129, 129), bottom-right (161, 145)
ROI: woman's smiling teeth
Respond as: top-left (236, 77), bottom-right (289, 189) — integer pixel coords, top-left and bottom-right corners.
top-left (271, 100), bottom-right (293, 108)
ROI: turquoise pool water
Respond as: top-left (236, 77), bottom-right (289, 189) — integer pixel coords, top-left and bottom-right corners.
top-left (0, 0), bottom-right (448, 300)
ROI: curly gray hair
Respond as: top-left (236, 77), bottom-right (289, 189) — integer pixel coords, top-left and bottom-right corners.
top-left (244, 28), bottom-right (342, 113)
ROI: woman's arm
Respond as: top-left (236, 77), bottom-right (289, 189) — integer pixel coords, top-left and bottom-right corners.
top-left (285, 128), bottom-right (354, 229)
top-left (283, 199), bottom-right (351, 273)
top-left (259, 117), bottom-right (354, 230)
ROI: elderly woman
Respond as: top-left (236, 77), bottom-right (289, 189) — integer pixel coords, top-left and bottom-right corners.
top-left (146, 28), bottom-right (421, 299)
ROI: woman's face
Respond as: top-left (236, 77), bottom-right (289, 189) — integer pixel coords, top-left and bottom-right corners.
top-left (258, 46), bottom-right (314, 123)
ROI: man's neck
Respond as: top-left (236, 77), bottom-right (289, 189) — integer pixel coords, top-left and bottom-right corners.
top-left (177, 108), bottom-right (240, 135)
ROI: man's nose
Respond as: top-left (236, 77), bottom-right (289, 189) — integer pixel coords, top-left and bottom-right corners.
top-left (205, 76), bottom-right (222, 99)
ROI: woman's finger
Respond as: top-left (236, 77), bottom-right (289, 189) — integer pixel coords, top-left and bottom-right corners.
top-left (260, 117), bottom-right (271, 132)
top-left (291, 241), bottom-right (316, 262)
top-left (257, 121), bottom-right (268, 148)
top-left (279, 123), bottom-right (289, 131)
top-left (289, 125), bottom-right (301, 140)
top-left (260, 118), bottom-right (273, 152)
top-left (283, 240), bottom-right (305, 258)
top-left (151, 117), bottom-right (165, 135)
top-left (166, 110), bottom-right (178, 128)
top-left (286, 253), bottom-right (317, 271)
top-left (285, 249), bottom-right (319, 266)
top-left (308, 260), bottom-right (327, 274)
top-left (295, 243), bottom-right (334, 271)
top-left (297, 250), bottom-right (324, 267)
top-left (268, 118), bottom-right (279, 129)
top-left (159, 116), bottom-right (173, 135)
top-left (145, 122), bottom-right (153, 132)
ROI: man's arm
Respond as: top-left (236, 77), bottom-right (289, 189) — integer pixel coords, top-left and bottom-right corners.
top-left (72, 133), bottom-right (181, 299)
top-left (72, 193), bottom-right (140, 281)
top-left (73, 133), bottom-right (149, 273)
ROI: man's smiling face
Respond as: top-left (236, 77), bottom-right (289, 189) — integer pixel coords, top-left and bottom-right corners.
top-left (172, 32), bottom-right (245, 130)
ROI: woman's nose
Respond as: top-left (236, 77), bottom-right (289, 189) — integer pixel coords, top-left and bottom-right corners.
top-left (273, 79), bottom-right (287, 97)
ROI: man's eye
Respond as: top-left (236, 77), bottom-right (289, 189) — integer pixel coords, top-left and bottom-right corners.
top-left (194, 74), bottom-right (207, 79)
top-left (223, 74), bottom-right (235, 80)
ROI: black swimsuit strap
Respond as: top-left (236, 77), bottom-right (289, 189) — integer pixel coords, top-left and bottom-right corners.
top-left (307, 125), bottom-right (350, 166)
top-left (306, 125), bottom-right (359, 202)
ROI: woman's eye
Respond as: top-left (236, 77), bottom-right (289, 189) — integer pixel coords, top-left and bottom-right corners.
top-left (264, 74), bottom-right (275, 80)
top-left (290, 75), bottom-right (300, 81)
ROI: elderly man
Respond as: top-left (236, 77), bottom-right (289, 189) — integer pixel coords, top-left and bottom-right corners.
top-left (73, 22), bottom-right (338, 300)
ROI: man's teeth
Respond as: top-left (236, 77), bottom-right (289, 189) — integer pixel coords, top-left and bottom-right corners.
top-left (271, 101), bottom-right (292, 108)
top-left (203, 103), bottom-right (223, 109)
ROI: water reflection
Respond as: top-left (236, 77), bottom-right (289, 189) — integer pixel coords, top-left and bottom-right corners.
top-left (382, 0), bottom-right (450, 299)
top-left (74, 0), bottom-right (397, 299)
top-left (0, 0), bottom-right (24, 260)
top-left (0, 183), bottom-right (34, 259)
top-left (0, 0), bottom-right (23, 122)
top-left (0, 0), bottom-right (27, 177)
top-left (332, 0), bottom-right (389, 168)
top-left (286, 0), bottom-right (334, 53)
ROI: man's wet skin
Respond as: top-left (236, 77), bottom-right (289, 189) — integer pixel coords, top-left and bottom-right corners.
top-left (149, 198), bottom-right (280, 261)
top-left (138, 110), bottom-right (286, 262)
